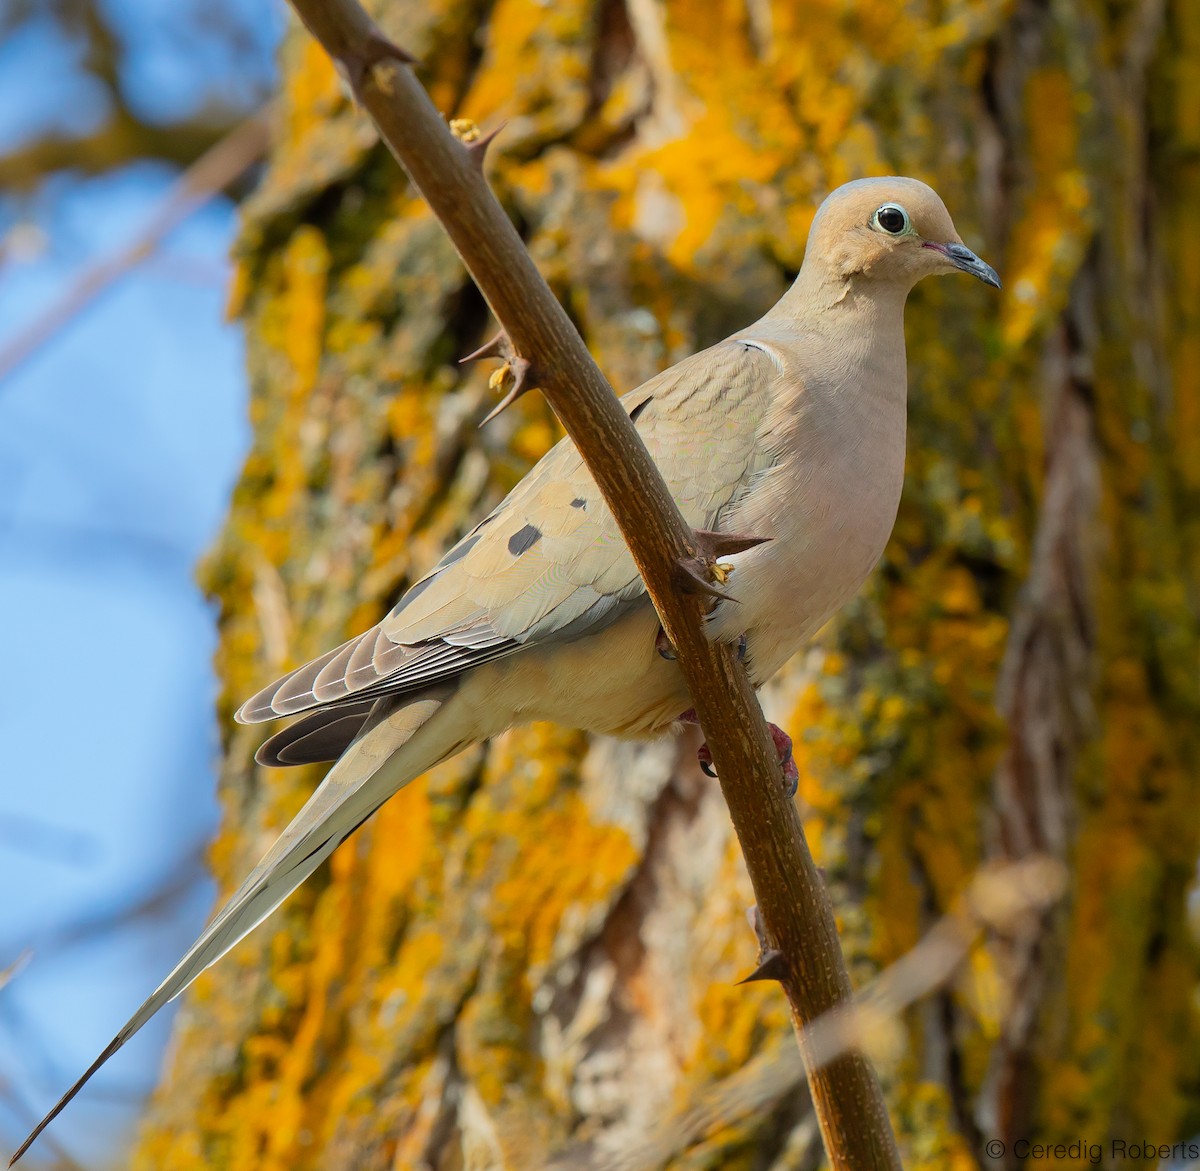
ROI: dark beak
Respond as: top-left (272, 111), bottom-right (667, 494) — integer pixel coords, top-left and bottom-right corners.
top-left (928, 241), bottom-right (1001, 289)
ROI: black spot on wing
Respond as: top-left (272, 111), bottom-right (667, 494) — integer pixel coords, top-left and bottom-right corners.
top-left (507, 524), bottom-right (542, 556)
top-left (629, 397), bottom-right (651, 423)
top-left (570, 497), bottom-right (586, 509)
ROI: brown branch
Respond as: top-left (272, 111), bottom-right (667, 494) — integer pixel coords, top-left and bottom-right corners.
top-left (282, 2), bottom-right (902, 1167)
top-left (0, 111), bottom-right (269, 388)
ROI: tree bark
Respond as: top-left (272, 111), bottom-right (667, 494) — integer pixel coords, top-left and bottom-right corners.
top-left (136, 1), bottom-right (1200, 1168)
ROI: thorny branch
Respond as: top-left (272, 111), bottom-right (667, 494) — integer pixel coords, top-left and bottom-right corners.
top-left (282, 1), bottom-right (902, 1166)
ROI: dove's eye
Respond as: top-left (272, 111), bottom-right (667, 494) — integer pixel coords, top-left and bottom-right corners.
top-left (872, 204), bottom-right (910, 235)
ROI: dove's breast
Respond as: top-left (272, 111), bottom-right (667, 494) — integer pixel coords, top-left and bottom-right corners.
top-left (708, 343), bottom-right (909, 685)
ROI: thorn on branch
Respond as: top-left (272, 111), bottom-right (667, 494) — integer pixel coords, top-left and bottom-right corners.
top-left (737, 906), bottom-right (788, 984)
top-left (467, 124), bottom-right (503, 170)
top-left (671, 528), bottom-right (768, 603)
top-left (480, 356), bottom-right (534, 426)
top-left (672, 557), bottom-right (736, 602)
top-left (335, 29), bottom-right (417, 98)
top-left (449, 118), bottom-right (504, 171)
top-left (693, 529), bottom-right (772, 559)
top-left (460, 331), bottom-right (538, 425)
top-left (460, 331), bottom-right (511, 364)
top-left (737, 949), bottom-right (788, 985)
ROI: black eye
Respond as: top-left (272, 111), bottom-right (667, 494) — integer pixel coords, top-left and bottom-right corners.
top-left (873, 204), bottom-right (910, 235)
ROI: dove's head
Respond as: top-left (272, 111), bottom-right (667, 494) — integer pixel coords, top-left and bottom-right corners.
top-left (805, 176), bottom-right (1000, 292)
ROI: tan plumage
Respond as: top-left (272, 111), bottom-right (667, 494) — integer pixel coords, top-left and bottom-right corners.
top-left (10, 176), bottom-right (999, 1165)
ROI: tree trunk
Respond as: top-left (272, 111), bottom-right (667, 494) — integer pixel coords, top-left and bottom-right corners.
top-left (135, 0), bottom-right (1200, 1167)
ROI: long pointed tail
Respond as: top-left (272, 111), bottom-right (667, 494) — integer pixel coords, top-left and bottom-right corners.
top-left (10, 686), bottom-right (467, 1166)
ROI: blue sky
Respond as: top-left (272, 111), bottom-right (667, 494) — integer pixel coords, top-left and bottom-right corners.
top-left (0, 2), bottom-right (281, 1165)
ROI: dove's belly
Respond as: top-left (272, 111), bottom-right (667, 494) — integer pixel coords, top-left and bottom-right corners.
top-left (463, 455), bottom-right (901, 740)
top-left (461, 602), bottom-right (693, 738)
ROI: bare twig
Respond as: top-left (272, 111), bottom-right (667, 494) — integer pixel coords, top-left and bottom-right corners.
top-left (280, 3), bottom-right (901, 1167)
top-left (0, 111), bottom-right (270, 387)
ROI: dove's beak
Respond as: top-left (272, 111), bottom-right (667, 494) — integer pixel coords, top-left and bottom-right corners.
top-left (925, 241), bottom-right (1001, 289)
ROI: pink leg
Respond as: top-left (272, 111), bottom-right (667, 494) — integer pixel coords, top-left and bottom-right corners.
top-left (683, 712), bottom-right (799, 798)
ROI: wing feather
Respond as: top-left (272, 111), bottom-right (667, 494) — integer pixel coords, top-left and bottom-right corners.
top-left (255, 702), bottom-right (375, 767)
top-left (235, 342), bottom-right (780, 730)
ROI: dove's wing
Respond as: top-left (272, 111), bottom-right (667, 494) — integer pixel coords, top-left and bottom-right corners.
top-left (237, 340), bottom-right (782, 735)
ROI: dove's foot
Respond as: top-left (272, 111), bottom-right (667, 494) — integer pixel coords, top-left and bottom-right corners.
top-left (683, 713), bottom-right (799, 798)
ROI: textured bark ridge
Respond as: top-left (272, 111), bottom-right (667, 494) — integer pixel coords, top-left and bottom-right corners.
top-left (136, 1), bottom-right (1200, 1168)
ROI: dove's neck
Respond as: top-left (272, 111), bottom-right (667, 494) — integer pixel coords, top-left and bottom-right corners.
top-left (754, 265), bottom-right (911, 407)
top-left (768, 262), bottom-right (911, 327)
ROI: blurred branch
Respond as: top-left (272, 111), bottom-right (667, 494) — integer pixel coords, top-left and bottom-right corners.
top-left (0, 848), bottom-right (208, 1153)
top-left (0, 955), bottom-right (31, 997)
top-left (0, 1085), bottom-right (85, 1171)
top-left (0, 111), bottom-right (269, 387)
top-left (0, 109), bottom-right (249, 194)
top-left (0, 815), bottom-right (97, 868)
top-left (283, 2), bottom-right (900, 1168)
top-left (0, 965), bottom-right (86, 1171)
top-left (39, 844), bottom-right (209, 955)
top-left (0, 0), bottom-right (269, 191)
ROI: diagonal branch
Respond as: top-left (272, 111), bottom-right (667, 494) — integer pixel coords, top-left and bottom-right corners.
top-left (282, 2), bottom-right (902, 1167)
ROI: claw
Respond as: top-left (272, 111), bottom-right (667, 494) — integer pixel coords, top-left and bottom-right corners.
top-left (695, 720), bottom-right (797, 796)
top-left (769, 722), bottom-right (800, 797)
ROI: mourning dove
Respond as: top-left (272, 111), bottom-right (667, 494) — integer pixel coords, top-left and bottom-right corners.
top-left (10, 175), bottom-right (998, 1164)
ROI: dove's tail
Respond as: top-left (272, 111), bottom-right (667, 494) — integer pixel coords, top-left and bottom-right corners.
top-left (9, 685), bottom-right (474, 1167)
